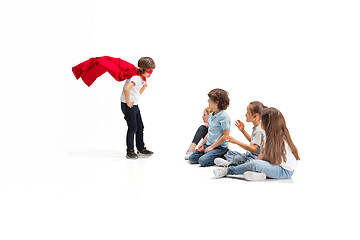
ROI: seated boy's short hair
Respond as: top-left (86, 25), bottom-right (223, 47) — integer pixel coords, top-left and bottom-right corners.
top-left (138, 57), bottom-right (156, 74)
top-left (208, 88), bottom-right (230, 110)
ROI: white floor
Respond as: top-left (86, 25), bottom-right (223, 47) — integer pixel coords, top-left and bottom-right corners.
top-left (1, 141), bottom-right (359, 240)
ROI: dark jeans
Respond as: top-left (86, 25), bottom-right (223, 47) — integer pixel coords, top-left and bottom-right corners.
top-left (121, 102), bottom-right (145, 153)
top-left (192, 125), bottom-right (208, 145)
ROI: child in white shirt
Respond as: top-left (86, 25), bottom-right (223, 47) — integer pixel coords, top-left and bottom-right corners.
top-left (120, 57), bottom-right (155, 159)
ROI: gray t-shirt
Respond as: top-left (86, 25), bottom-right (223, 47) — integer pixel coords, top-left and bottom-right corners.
top-left (250, 124), bottom-right (266, 156)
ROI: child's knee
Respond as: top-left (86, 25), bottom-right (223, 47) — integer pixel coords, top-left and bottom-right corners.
top-left (128, 128), bottom-right (137, 135)
top-left (232, 155), bottom-right (247, 165)
top-left (247, 161), bottom-right (258, 172)
top-left (127, 122), bottom-right (137, 133)
top-left (188, 154), bottom-right (198, 164)
top-left (198, 125), bottom-right (207, 133)
top-left (198, 156), bottom-right (214, 167)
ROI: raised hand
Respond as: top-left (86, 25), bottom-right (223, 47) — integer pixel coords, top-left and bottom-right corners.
top-left (235, 120), bottom-right (244, 132)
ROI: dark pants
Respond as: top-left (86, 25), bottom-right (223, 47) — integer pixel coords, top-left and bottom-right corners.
top-left (192, 125), bottom-right (208, 144)
top-left (121, 102), bottom-right (145, 153)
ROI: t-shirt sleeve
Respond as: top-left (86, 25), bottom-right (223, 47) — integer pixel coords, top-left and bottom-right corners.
top-left (130, 76), bottom-right (142, 86)
top-left (219, 115), bottom-right (231, 131)
top-left (251, 130), bottom-right (262, 146)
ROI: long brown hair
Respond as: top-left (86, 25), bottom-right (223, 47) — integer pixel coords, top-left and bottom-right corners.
top-left (261, 107), bottom-right (300, 165)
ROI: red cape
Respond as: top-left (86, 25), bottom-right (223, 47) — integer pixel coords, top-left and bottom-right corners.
top-left (72, 56), bottom-right (142, 87)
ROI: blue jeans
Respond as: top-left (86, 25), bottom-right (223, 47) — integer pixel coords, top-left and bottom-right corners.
top-left (226, 150), bottom-right (257, 165)
top-left (189, 145), bottom-right (228, 167)
top-left (227, 159), bottom-right (294, 179)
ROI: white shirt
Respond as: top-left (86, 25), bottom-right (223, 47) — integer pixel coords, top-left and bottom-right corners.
top-left (280, 141), bottom-right (299, 171)
top-left (120, 76), bottom-right (145, 105)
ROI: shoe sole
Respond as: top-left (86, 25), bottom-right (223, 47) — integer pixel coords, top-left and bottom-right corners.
top-left (213, 169), bottom-right (222, 178)
top-left (243, 171), bottom-right (266, 181)
top-left (213, 169), bottom-right (227, 178)
top-left (137, 153), bottom-right (153, 158)
top-left (126, 155), bottom-right (138, 159)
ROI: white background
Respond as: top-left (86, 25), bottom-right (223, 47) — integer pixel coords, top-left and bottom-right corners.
top-left (1, 0), bottom-right (359, 239)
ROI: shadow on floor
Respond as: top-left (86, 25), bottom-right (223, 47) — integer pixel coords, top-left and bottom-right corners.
top-left (225, 174), bottom-right (294, 183)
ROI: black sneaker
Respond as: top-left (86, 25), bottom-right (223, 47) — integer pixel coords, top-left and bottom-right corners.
top-left (126, 150), bottom-right (138, 159)
top-left (137, 147), bottom-right (153, 156)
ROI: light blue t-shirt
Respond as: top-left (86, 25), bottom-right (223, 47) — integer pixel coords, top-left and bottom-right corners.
top-left (206, 110), bottom-right (231, 148)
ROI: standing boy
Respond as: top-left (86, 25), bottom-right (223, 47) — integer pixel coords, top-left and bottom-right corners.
top-left (120, 57), bottom-right (155, 159)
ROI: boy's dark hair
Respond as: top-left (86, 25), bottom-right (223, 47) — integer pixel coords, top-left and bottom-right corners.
top-left (137, 57), bottom-right (156, 74)
top-left (249, 101), bottom-right (267, 116)
top-left (208, 88), bottom-right (230, 110)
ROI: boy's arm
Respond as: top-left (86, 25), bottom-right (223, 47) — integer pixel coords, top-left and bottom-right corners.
top-left (140, 85), bottom-right (146, 94)
top-left (204, 130), bottom-right (229, 153)
top-left (123, 81), bottom-right (135, 108)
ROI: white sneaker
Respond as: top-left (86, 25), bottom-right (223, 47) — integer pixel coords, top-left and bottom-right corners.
top-left (214, 158), bottom-right (230, 167)
top-left (213, 168), bottom-right (228, 178)
top-left (185, 151), bottom-right (193, 160)
top-left (243, 171), bottom-right (266, 181)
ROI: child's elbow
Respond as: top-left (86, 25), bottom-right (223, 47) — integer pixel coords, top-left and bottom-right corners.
top-left (249, 145), bottom-right (258, 154)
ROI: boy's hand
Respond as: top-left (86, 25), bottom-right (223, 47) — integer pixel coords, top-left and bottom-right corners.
top-left (224, 135), bottom-right (236, 144)
top-left (235, 120), bottom-right (245, 132)
top-left (197, 145), bottom-right (205, 152)
top-left (204, 146), bottom-right (214, 153)
top-left (127, 102), bottom-right (134, 108)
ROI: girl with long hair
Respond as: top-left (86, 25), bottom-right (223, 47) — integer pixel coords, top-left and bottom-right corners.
top-left (213, 107), bottom-right (300, 181)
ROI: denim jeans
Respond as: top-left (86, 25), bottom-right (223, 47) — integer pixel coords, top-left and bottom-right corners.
top-left (121, 102), bottom-right (145, 153)
top-left (226, 150), bottom-right (257, 165)
top-left (189, 145), bottom-right (228, 167)
top-left (227, 159), bottom-right (294, 179)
